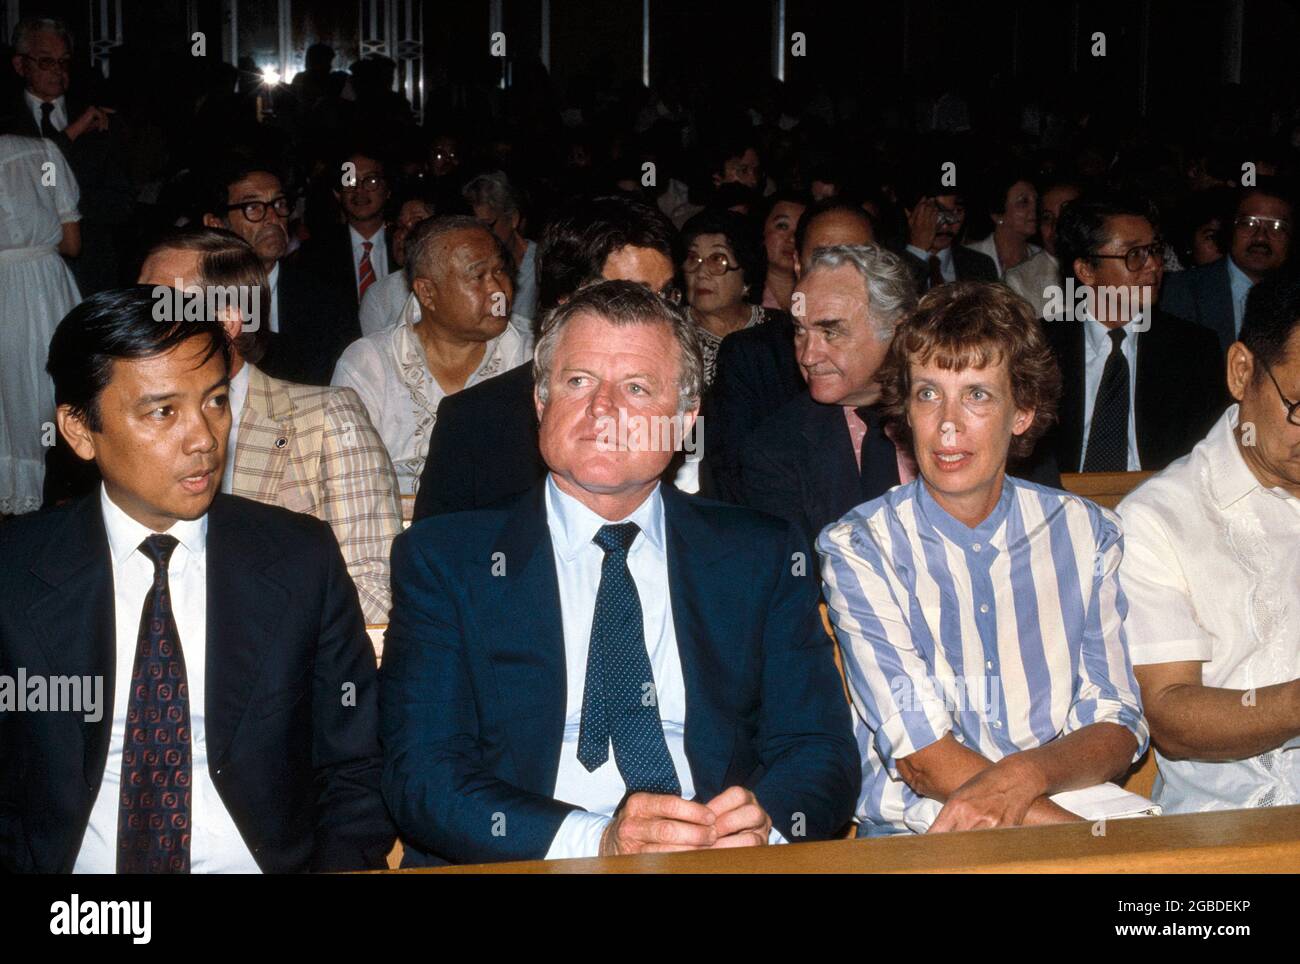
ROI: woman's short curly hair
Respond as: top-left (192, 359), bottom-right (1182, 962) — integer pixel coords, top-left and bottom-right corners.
top-left (879, 281), bottom-right (1061, 461)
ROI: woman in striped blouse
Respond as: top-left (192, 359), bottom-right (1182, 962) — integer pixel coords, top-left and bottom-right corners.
top-left (818, 281), bottom-right (1148, 836)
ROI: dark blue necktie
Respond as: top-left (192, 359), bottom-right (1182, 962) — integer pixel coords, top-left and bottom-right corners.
top-left (1082, 328), bottom-right (1130, 472)
top-left (118, 534), bottom-right (192, 874)
top-left (576, 522), bottom-right (681, 796)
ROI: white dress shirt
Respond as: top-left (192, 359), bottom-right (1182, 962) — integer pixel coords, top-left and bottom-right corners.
top-left (1079, 312), bottom-right (1142, 471)
top-left (72, 485), bottom-right (261, 873)
top-left (359, 269), bottom-right (409, 335)
top-left (331, 292), bottom-right (532, 494)
top-left (541, 477), bottom-right (785, 858)
top-left (350, 224), bottom-right (389, 298)
top-left (1118, 405), bottom-right (1300, 813)
top-left (25, 90), bottom-right (67, 132)
top-left (219, 362), bottom-right (250, 494)
top-left (964, 235), bottom-right (1042, 280)
top-left (266, 261), bottom-right (280, 334)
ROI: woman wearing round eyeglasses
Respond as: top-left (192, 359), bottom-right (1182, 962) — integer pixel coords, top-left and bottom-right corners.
top-left (680, 209), bottom-right (777, 386)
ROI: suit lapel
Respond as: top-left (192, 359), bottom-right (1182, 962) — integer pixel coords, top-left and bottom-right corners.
top-left (1134, 311), bottom-right (1170, 463)
top-left (1053, 321), bottom-right (1086, 469)
top-left (800, 395), bottom-right (860, 527)
top-left (231, 366), bottom-right (296, 502)
top-left (661, 486), bottom-right (739, 800)
top-left (481, 482), bottom-right (568, 795)
top-left (203, 494), bottom-right (290, 769)
top-left (27, 496), bottom-right (116, 785)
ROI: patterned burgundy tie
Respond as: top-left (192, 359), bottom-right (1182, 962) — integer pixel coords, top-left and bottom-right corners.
top-left (117, 534), bottom-right (192, 874)
top-left (358, 240), bottom-right (376, 301)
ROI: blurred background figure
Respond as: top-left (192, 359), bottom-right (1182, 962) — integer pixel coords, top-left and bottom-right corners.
top-left (0, 131), bottom-right (81, 516)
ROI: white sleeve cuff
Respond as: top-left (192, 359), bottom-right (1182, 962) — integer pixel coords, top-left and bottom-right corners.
top-left (544, 810), bottom-right (611, 860)
top-left (768, 826), bottom-right (788, 846)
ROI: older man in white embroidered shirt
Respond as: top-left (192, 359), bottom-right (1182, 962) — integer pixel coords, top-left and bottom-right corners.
top-left (1118, 273), bottom-right (1300, 814)
top-left (332, 216), bottom-right (532, 494)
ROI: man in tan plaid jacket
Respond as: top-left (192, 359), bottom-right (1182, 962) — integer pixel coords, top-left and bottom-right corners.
top-left (139, 229), bottom-right (402, 627)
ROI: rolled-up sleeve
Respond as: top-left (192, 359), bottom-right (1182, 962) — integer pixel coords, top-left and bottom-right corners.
top-left (818, 518), bottom-right (952, 778)
top-left (1063, 510), bottom-right (1149, 761)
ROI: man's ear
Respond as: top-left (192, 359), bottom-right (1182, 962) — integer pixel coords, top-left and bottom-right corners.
top-left (1225, 341), bottom-right (1253, 402)
top-left (411, 275), bottom-right (436, 311)
top-left (533, 384), bottom-right (546, 425)
top-left (1073, 259), bottom-right (1096, 288)
top-left (201, 213), bottom-right (225, 230)
top-left (507, 210), bottom-right (522, 234)
top-left (56, 405), bottom-right (98, 463)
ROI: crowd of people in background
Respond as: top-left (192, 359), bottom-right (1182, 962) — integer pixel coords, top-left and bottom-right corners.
top-left (2, 13), bottom-right (1300, 872)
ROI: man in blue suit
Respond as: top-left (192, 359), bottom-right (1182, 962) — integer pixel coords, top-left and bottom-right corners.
top-left (381, 280), bottom-right (858, 865)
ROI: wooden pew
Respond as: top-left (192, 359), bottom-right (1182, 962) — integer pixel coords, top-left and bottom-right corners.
top-left (1059, 470), bottom-right (1155, 509)
top-left (384, 804), bottom-right (1300, 873)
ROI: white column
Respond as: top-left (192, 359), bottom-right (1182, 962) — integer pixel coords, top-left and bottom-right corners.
top-left (540, 0), bottom-right (551, 71)
top-left (641, 0), bottom-right (650, 87)
top-left (1222, 0), bottom-right (1244, 84)
top-left (771, 0), bottom-right (786, 81)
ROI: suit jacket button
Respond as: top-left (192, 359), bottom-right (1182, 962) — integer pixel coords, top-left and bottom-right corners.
top-left (275, 437), bottom-right (288, 448)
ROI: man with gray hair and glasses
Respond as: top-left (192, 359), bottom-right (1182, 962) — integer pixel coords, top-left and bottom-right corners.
top-left (380, 279), bottom-right (857, 865)
top-left (5, 16), bottom-right (131, 296)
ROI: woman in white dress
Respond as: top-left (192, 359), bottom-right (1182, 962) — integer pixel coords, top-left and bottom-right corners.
top-left (0, 133), bottom-right (82, 515)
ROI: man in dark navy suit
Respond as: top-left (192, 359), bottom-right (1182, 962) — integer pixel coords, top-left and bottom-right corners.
top-left (382, 281), bottom-right (857, 865)
top-left (0, 287), bottom-right (392, 873)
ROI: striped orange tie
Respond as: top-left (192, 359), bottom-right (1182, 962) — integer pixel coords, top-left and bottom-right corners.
top-left (358, 240), bottom-right (375, 301)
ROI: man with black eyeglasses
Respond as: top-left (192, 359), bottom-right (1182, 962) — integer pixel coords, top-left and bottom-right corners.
top-left (1162, 180), bottom-right (1295, 354)
top-left (1043, 193), bottom-right (1228, 473)
top-left (1118, 270), bottom-right (1300, 816)
top-left (202, 161), bottom-right (359, 386)
top-left (4, 16), bottom-right (132, 296)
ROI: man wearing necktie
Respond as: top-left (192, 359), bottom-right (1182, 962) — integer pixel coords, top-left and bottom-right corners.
top-left (381, 280), bottom-right (858, 865)
top-left (0, 287), bottom-right (394, 873)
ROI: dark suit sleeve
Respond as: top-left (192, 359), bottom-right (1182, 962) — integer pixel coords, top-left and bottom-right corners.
top-left (309, 536), bottom-right (396, 871)
top-left (749, 523), bottom-right (859, 841)
top-left (412, 390), bottom-right (474, 521)
top-left (705, 339), bottom-right (765, 503)
top-left (1183, 323), bottom-right (1231, 444)
top-left (380, 530), bottom-right (577, 863)
top-left (737, 430), bottom-right (815, 545)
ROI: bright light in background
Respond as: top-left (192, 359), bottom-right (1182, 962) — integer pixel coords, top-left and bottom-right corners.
top-left (260, 66), bottom-right (281, 86)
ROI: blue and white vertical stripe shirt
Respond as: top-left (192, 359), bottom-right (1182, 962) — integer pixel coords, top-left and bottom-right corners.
top-left (817, 476), bottom-right (1148, 834)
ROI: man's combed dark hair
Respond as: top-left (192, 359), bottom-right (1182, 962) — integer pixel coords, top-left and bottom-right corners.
top-left (536, 195), bottom-right (678, 313)
top-left (795, 196), bottom-right (875, 260)
top-left (202, 157), bottom-right (287, 223)
top-left (46, 285), bottom-right (230, 432)
top-left (879, 281), bottom-right (1061, 461)
top-left (1240, 268), bottom-right (1300, 373)
top-left (1055, 193), bottom-right (1161, 285)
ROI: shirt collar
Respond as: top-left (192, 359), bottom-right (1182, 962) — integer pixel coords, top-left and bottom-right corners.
top-left (1206, 404), bottom-right (1294, 509)
top-left (267, 261), bottom-right (280, 290)
top-left (99, 482), bottom-right (208, 570)
top-left (544, 474), bottom-right (666, 562)
top-left (25, 90), bottom-right (63, 112)
top-left (1083, 311), bottom-right (1140, 355)
top-left (350, 224), bottom-right (384, 252)
top-left (228, 361), bottom-right (251, 419)
top-left (1226, 256), bottom-right (1255, 299)
top-left (916, 473), bottom-right (1014, 548)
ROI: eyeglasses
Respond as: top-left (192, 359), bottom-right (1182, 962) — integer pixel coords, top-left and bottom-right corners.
top-left (225, 196), bottom-right (292, 222)
top-left (23, 54), bottom-right (72, 72)
top-left (1234, 216), bottom-right (1291, 240)
top-left (1259, 360), bottom-right (1300, 427)
top-left (342, 173), bottom-right (386, 192)
top-left (683, 252), bottom-right (742, 276)
top-left (658, 283), bottom-right (683, 305)
top-left (1092, 240), bottom-right (1164, 272)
